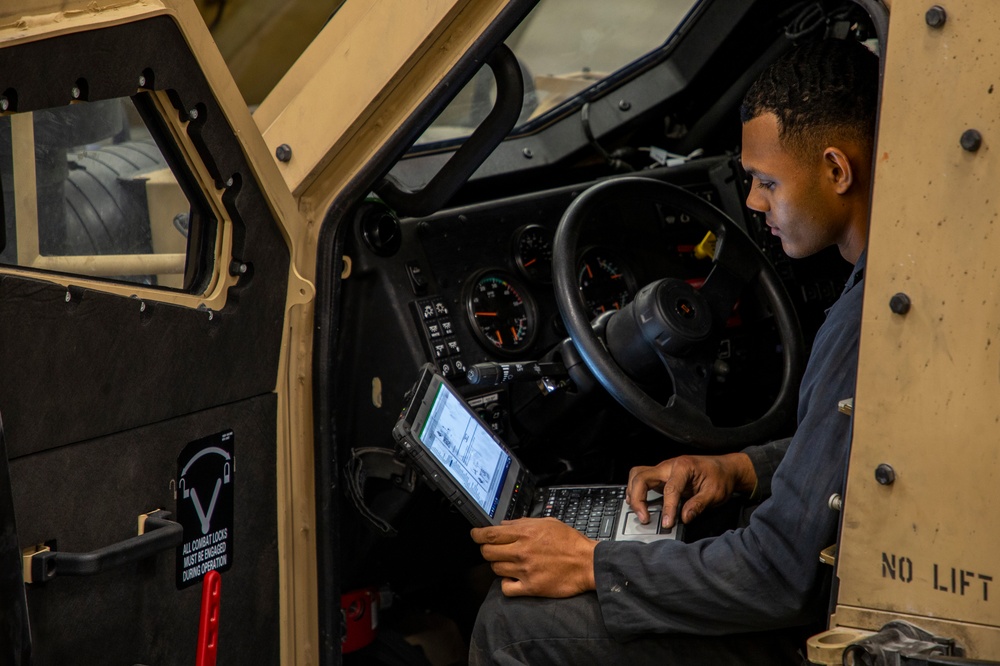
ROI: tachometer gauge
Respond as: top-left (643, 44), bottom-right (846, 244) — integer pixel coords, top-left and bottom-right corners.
top-left (465, 270), bottom-right (538, 356)
top-left (577, 247), bottom-right (636, 318)
top-left (513, 224), bottom-right (554, 283)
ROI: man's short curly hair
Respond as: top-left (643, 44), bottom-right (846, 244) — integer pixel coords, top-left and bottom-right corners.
top-left (740, 39), bottom-right (879, 155)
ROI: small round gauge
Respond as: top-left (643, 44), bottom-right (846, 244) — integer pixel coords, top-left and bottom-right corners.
top-left (465, 270), bottom-right (538, 355)
top-left (513, 224), bottom-right (554, 283)
top-left (577, 247), bottom-right (637, 318)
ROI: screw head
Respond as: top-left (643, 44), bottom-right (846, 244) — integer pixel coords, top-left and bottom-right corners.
top-left (889, 292), bottom-right (912, 315)
top-left (926, 5), bottom-right (947, 28)
top-left (225, 177), bottom-right (234, 187)
top-left (522, 147), bottom-right (534, 159)
top-left (188, 108), bottom-right (199, 121)
top-left (71, 86), bottom-right (81, 100)
top-left (275, 143), bottom-right (293, 162)
top-left (0, 97), bottom-right (9, 112)
top-left (961, 129), bottom-right (983, 152)
top-left (618, 99), bottom-right (632, 111)
top-left (875, 463), bottom-right (896, 486)
top-left (138, 75), bottom-right (147, 87)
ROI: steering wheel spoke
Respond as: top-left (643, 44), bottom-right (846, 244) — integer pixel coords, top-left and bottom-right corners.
top-left (553, 176), bottom-right (805, 449)
top-left (660, 352), bottom-right (713, 416)
top-left (699, 262), bottom-right (748, 326)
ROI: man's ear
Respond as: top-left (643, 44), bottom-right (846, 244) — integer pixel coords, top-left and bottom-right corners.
top-left (823, 146), bottom-right (854, 194)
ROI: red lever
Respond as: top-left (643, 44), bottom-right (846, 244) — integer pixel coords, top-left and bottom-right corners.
top-left (196, 570), bottom-right (221, 666)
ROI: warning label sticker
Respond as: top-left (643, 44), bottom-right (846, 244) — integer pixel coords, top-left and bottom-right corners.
top-left (176, 430), bottom-right (234, 589)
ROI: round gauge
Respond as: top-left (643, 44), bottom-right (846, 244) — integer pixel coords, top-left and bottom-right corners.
top-left (465, 270), bottom-right (538, 355)
top-left (577, 247), bottom-right (637, 318)
top-left (513, 224), bottom-right (554, 283)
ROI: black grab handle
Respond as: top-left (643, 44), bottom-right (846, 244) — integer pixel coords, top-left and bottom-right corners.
top-left (375, 44), bottom-right (524, 218)
top-left (26, 510), bottom-right (182, 584)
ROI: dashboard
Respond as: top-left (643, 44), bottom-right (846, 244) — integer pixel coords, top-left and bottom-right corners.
top-left (403, 161), bottom-right (739, 385)
top-left (333, 155), bottom-right (844, 458)
top-left (334, 155), bottom-right (853, 479)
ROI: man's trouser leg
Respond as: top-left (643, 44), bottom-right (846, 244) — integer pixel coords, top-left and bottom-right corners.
top-left (470, 580), bottom-right (806, 665)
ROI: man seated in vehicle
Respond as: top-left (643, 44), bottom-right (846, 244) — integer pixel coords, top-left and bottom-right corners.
top-left (469, 37), bottom-right (879, 664)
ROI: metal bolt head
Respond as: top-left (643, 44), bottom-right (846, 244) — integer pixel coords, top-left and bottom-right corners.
top-left (889, 292), bottom-right (911, 315)
top-left (138, 75), bottom-right (147, 87)
top-left (522, 147), bottom-right (534, 159)
top-left (188, 108), bottom-right (199, 121)
top-left (875, 463), bottom-right (896, 486)
top-left (71, 86), bottom-right (81, 100)
top-left (229, 260), bottom-right (248, 276)
top-left (961, 129), bottom-right (983, 152)
top-left (275, 143), bottom-right (293, 163)
top-left (226, 177), bottom-right (234, 187)
top-left (0, 97), bottom-right (8, 112)
top-left (925, 5), bottom-right (947, 28)
top-left (618, 99), bottom-right (632, 111)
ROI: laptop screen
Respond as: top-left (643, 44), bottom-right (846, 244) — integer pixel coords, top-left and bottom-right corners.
top-left (419, 382), bottom-right (512, 518)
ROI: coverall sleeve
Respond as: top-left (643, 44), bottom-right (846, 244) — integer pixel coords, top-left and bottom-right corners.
top-left (593, 278), bottom-right (863, 639)
top-left (743, 437), bottom-right (792, 502)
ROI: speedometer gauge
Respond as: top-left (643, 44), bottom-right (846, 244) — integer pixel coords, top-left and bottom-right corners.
top-left (465, 270), bottom-right (538, 356)
top-left (577, 247), bottom-right (637, 318)
top-left (513, 224), bottom-right (554, 283)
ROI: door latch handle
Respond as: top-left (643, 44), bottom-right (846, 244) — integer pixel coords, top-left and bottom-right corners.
top-left (23, 509), bottom-right (182, 584)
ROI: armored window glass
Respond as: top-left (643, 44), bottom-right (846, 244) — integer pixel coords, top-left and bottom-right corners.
top-left (414, 0), bottom-right (700, 148)
top-left (0, 94), bottom-right (212, 291)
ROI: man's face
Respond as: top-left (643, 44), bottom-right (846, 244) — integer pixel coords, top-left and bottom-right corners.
top-left (741, 112), bottom-right (848, 259)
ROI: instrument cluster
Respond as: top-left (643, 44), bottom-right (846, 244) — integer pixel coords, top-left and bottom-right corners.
top-left (462, 223), bottom-right (644, 358)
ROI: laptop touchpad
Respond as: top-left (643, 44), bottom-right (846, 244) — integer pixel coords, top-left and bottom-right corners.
top-left (623, 509), bottom-right (663, 535)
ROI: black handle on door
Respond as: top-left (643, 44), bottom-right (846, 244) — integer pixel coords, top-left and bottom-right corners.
top-left (25, 509), bottom-right (182, 584)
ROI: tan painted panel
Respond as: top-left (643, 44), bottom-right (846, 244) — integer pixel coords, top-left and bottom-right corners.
top-left (837, 0), bottom-right (1000, 647)
top-left (255, 0), bottom-right (506, 200)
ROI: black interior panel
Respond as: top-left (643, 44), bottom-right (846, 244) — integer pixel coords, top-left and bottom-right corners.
top-left (10, 395), bottom-right (279, 666)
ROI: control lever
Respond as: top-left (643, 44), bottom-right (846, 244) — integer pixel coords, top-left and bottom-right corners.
top-left (466, 361), bottom-right (567, 386)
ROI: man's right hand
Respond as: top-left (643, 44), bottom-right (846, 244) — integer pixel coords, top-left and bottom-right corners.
top-left (626, 453), bottom-right (757, 529)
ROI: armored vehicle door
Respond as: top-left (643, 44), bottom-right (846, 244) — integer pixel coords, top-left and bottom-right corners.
top-left (0, 2), bottom-right (306, 663)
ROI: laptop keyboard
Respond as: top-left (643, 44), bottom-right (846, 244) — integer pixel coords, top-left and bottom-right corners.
top-left (539, 487), bottom-right (625, 540)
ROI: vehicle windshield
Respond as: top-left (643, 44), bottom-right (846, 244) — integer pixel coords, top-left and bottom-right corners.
top-left (414, 0), bottom-right (700, 149)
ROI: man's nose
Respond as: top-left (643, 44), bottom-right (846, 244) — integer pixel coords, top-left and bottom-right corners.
top-left (745, 188), bottom-right (767, 213)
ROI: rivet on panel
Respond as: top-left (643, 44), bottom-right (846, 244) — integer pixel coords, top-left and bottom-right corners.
top-left (961, 129), bottom-right (983, 152)
top-left (889, 293), bottom-right (911, 315)
top-left (925, 5), bottom-right (947, 28)
top-left (275, 144), bottom-right (293, 162)
top-left (875, 463), bottom-right (896, 486)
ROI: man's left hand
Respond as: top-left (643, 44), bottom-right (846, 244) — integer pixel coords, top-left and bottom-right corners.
top-left (471, 517), bottom-right (598, 598)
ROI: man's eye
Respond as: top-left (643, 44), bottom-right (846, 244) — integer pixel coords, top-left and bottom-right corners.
top-left (756, 180), bottom-right (775, 191)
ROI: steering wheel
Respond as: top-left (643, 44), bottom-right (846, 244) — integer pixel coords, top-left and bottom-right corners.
top-left (553, 176), bottom-right (805, 449)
